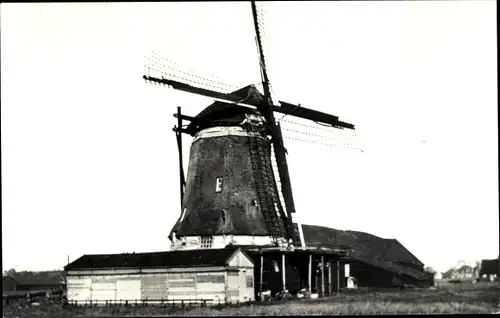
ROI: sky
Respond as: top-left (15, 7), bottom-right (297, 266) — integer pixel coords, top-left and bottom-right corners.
top-left (1, 1), bottom-right (497, 274)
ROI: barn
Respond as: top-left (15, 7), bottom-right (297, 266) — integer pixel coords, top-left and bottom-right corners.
top-left (300, 224), bottom-right (433, 288)
top-left (478, 258), bottom-right (499, 281)
top-left (64, 247), bottom-right (255, 305)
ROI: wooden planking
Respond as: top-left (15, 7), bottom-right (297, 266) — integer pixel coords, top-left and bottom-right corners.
top-left (67, 266), bottom-right (255, 303)
top-left (91, 282), bottom-right (116, 301)
top-left (166, 290), bottom-right (197, 296)
top-left (67, 278), bottom-right (92, 302)
top-left (116, 280), bottom-right (141, 301)
top-left (141, 276), bottom-right (168, 300)
top-left (196, 273), bottom-right (225, 284)
top-left (168, 273), bottom-right (196, 280)
top-left (228, 251), bottom-right (254, 268)
top-left (68, 288), bottom-right (91, 302)
top-left (168, 280), bottom-right (196, 288)
top-left (197, 283), bottom-right (226, 294)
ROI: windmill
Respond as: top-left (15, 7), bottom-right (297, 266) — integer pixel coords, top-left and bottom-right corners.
top-left (143, 1), bottom-right (355, 250)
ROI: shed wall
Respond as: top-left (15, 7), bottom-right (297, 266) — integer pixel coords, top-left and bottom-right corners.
top-left (67, 268), bottom-right (254, 304)
top-left (67, 271), bottom-right (227, 304)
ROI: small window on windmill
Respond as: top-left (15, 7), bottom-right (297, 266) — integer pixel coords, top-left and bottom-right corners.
top-left (215, 177), bottom-right (223, 193)
top-left (200, 236), bottom-right (213, 249)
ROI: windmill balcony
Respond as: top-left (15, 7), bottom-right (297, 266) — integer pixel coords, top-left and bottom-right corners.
top-left (170, 235), bottom-right (288, 251)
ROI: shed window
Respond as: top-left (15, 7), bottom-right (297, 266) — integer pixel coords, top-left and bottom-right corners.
top-left (200, 236), bottom-right (213, 249)
top-left (246, 275), bottom-right (254, 288)
top-left (215, 177), bottom-right (223, 193)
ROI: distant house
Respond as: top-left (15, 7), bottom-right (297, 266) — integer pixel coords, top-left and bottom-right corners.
top-left (450, 264), bottom-right (476, 280)
top-left (4, 271), bottom-right (65, 292)
top-left (15, 280), bottom-right (65, 292)
top-left (479, 258), bottom-right (499, 281)
top-left (2, 276), bottom-right (17, 292)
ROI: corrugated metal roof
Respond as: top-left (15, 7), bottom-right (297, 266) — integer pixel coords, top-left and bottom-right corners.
top-left (64, 247), bottom-right (244, 271)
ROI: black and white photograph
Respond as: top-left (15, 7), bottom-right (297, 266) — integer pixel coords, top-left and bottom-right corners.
top-left (1, 0), bottom-right (498, 316)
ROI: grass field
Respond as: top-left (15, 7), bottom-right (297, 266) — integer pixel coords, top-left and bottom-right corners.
top-left (3, 281), bottom-right (499, 317)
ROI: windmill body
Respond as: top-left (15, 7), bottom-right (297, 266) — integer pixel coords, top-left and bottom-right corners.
top-left (169, 86), bottom-right (292, 250)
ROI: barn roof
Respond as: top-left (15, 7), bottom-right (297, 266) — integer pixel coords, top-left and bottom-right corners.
top-left (299, 224), bottom-right (429, 281)
top-left (64, 247), bottom-right (248, 271)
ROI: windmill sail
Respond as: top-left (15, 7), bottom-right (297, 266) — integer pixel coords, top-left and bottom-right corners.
top-left (251, 1), bottom-right (301, 246)
top-left (143, 1), bottom-right (355, 251)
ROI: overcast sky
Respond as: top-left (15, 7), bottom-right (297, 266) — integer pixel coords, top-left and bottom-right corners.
top-left (1, 1), bottom-right (497, 273)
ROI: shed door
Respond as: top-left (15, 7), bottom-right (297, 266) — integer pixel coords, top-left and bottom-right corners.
top-left (227, 272), bottom-right (239, 303)
top-left (239, 270), bottom-right (251, 302)
top-left (116, 280), bottom-right (141, 302)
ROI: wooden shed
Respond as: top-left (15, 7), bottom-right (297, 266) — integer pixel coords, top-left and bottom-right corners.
top-left (64, 247), bottom-right (254, 305)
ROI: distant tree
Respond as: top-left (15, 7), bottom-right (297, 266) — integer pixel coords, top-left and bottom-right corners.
top-left (424, 266), bottom-right (436, 274)
top-left (442, 268), bottom-right (454, 279)
top-left (4, 268), bottom-right (16, 276)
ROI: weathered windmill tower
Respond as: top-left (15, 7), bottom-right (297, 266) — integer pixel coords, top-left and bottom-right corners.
top-left (143, 1), bottom-right (355, 252)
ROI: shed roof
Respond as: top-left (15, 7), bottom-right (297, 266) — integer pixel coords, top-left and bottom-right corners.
top-left (64, 247), bottom-right (249, 271)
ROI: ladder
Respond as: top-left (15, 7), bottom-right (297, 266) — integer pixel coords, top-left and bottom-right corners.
top-left (270, 144), bottom-right (298, 244)
top-left (246, 123), bottom-right (288, 245)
